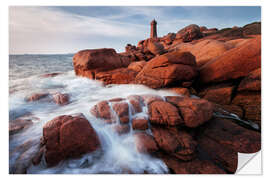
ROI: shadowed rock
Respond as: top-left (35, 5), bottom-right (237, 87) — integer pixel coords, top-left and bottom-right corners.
top-left (238, 68), bottom-right (261, 92)
top-left (132, 117), bottom-right (148, 130)
top-left (151, 126), bottom-right (197, 161)
top-left (134, 132), bottom-right (158, 153)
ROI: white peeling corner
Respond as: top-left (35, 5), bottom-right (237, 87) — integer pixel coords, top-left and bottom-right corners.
top-left (236, 151), bottom-right (262, 174)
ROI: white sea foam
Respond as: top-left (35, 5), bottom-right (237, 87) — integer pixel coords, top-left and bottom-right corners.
top-left (9, 71), bottom-right (178, 174)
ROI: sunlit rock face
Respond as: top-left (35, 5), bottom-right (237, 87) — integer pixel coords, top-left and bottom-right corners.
top-left (88, 93), bottom-right (260, 174)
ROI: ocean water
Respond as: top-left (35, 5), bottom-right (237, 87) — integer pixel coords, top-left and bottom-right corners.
top-left (9, 54), bottom-right (179, 174)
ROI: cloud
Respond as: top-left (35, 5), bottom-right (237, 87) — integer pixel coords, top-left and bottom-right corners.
top-left (9, 7), bottom-right (149, 54)
top-left (9, 6), bottom-right (260, 54)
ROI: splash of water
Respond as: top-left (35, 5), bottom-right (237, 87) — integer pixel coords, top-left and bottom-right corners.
top-left (9, 71), bottom-right (180, 174)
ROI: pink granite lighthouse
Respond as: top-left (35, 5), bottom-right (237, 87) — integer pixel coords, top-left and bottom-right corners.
top-left (150, 19), bottom-right (157, 39)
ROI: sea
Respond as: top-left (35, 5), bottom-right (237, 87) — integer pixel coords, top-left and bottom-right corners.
top-left (9, 54), bottom-right (179, 174)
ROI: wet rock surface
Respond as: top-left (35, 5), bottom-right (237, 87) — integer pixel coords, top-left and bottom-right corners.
top-left (10, 21), bottom-right (261, 174)
top-left (41, 113), bottom-right (101, 166)
top-left (134, 132), bottom-right (158, 153)
top-left (26, 93), bottom-right (49, 102)
top-left (88, 91), bottom-right (260, 174)
top-left (52, 92), bottom-right (69, 105)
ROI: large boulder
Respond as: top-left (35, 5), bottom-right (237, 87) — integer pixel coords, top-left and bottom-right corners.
top-left (238, 68), bottom-right (261, 92)
top-left (225, 38), bottom-right (250, 48)
top-left (127, 61), bottom-right (147, 73)
top-left (160, 33), bottom-right (176, 46)
top-left (146, 40), bottom-right (166, 55)
top-left (127, 95), bottom-right (143, 113)
top-left (91, 95), bottom-right (214, 129)
top-left (165, 87), bottom-right (190, 97)
top-left (132, 117), bottom-right (148, 130)
top-left (199, 26), bottom-right (208, 32)
top-left (202, 27), bottom-right (244, 41)
top-left (242, 22), bottom-right (261, 36)
top-left (176, 24), bottom-right (203, 42)
top-left (134, 132), bottom-right (158, 153)
top-left (198, 83), bottom-right (235, 105)
top-left (95, 68), bottom-right (138, 85)
top-left (166, 96), bottom-right (214, 128)
top-left (112, 101), bottom-right (130, 124)
top-left (73, 48), bottom-right (131, 79)
top-left (199, 35), bottom-right (261, 84)
top-left (42, 113), bottom-right (100, 166)
top-left (151, 126), bottom-right (197, 161)
top-left (141, 94), bottom-right (164, 105)
top-left (160, 156), bottom-right (225, 174)
top-left (199, 117), bottom-right (261, 153)
top-left (90, 100), bottom-right (113, 120)
top-left (149, 100), bottom-right (183, 126)
top-left (135, 51), bottom-right (198, 88)
top-left (197, 134), bottom-right (238, 173)
top-left (232, 91), bottom-right (261, 125)
top-left (113, 124), bottom-right (130, 135)
top-left (175, 39), bottom-right (233, 67)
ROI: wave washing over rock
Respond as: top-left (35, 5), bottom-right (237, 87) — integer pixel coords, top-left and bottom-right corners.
top-left (9, 21), bottom-right (261, 174)
top-left (9, 68), bottom-right (182, 174)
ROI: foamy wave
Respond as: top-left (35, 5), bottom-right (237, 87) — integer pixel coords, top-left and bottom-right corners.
top-left (9, 72), bottom-right (178, 174)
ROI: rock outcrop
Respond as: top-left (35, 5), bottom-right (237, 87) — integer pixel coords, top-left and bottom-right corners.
top-left (68, 21), bottom-right (262, 174)
top-left (238, 68), bottom-right (261, 92)
top-left (135, 51), bottom-right (198, 88)
top-left (199, 35), bottom-right (261, 84)
top-left (89, 92), bottom-right (260, 174)
top-left (166, 96), bottom-right (214, 128)
top-left (175, 24), bottom-right (203, 43)
top-left (26, 93), bottom-right (49, 102)
top-left (174, 39), bottom-right (233, 67)
top-left (195, 35), bottom-right (261, 127)
top-left (52, 93), bottom-right (69, 105)
top-left (95, 68), bottom-right (138, 85)
top-left (41, 113), bottom-right (100, 166)
top-left (134, 132), bottom-right (158, 153)
top-left (242, 22), bottom-right (261, 36)
top-left (73, 48), bottom-right (131, 80)
top-left (25, 92), bottom-right (71, 106)
top-left (127, 61), bottom-right (147, 73)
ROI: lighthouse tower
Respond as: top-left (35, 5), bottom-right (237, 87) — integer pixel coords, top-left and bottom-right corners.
top-left (150, 19), bottom-right (157, 39)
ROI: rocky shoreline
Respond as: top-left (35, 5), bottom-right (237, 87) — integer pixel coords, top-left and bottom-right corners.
top-left (9, 22), bottom-right (261, 174)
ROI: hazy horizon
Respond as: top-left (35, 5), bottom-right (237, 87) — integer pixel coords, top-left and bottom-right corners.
top-left (9, 6), bottom-right (261, 54)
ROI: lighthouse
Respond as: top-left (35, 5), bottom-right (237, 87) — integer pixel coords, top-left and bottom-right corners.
top-left (150, 19), bottom-right (157, 39)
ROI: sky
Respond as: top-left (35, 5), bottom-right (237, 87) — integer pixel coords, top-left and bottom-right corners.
top-left (9, 6), bottom-right (261, 54)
